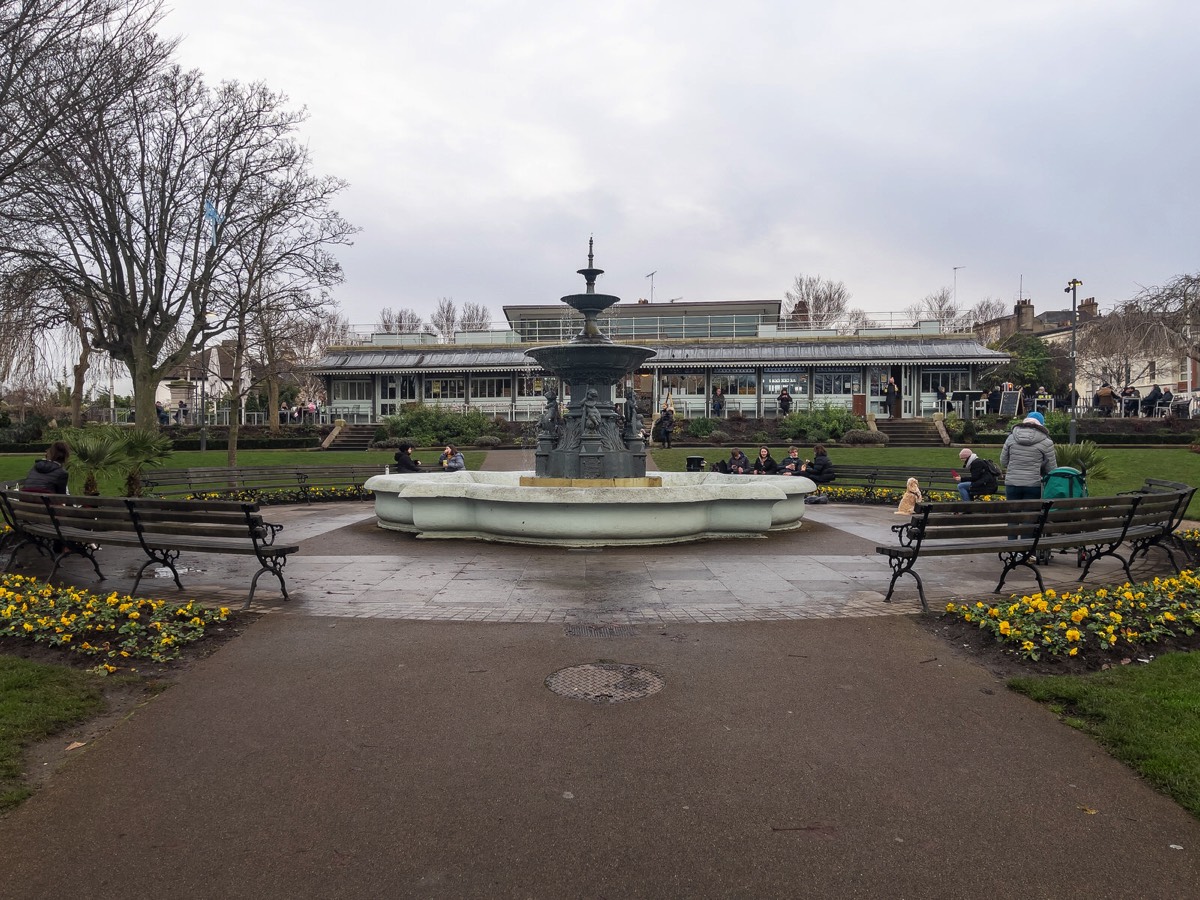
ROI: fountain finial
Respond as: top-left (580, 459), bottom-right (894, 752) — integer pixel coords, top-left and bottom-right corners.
top-left (577, 236), bottom-right (604, 295)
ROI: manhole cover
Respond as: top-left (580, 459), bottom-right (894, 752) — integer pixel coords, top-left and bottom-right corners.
top-left (545, 663), bottom-right (664, 703)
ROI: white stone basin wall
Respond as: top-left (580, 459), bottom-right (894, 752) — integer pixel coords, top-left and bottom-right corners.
top-left (364, 471), bottom-right (815, 547)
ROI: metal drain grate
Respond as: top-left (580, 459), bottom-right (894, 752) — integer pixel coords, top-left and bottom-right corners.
top-left (564, 624), bottom-right (637, 638)
top-left (545, 663), bottom-right (664, 703)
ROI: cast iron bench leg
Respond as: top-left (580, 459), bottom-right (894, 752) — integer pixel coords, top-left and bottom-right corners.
top-left (995, 549), bottom-right (1043, 595)
top-left (883, 553), bottom-right (926, 611)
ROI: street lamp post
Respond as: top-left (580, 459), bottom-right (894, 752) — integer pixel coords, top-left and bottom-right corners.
top-left (1065, 278), bottom-right (1083, 445)
top-left (199, 349), bottom-right (208, 453)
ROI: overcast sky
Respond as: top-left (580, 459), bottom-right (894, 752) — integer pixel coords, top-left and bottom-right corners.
top-left (163, 0), bottom-right (1199, 327)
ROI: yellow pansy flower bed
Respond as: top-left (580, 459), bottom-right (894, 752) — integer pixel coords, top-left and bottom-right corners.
top-left (945, 569), bottom-right (1200, 661)
top-left (0, 575), bottom-right (230, 674)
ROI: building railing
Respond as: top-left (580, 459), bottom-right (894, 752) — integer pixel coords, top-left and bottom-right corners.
top-left (336, 312), bottom-right (976, 346)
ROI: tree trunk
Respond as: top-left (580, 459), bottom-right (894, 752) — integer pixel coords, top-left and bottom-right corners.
top-left (133, 363), bottom-right (159, 430)
top-left (267, 375), bottom-right (280, 434)
top-left (227, 317), bottom-right (249, 466)
top-left (70, 343), bottom-right (90, 428)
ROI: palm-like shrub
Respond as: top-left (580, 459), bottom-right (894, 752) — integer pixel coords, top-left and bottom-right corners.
top-left (119, 427), bottom-right (174, 496)
top-left (1053, 440), bottom-right (1109, 481)
top-left (65, 428), bottom-right (129, 496)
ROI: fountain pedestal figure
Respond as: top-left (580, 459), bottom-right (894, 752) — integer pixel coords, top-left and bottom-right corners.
top-left (525, 242), bottom-right (655, 479)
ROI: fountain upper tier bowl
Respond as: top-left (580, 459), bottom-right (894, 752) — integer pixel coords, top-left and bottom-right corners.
top-left (365, 471), bottom-right (815, 548)
top-left (523, 341), bottom-right (656, 385)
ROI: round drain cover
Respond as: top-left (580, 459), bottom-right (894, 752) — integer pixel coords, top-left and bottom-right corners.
top-left (545, 663), bottom-right (664, 703)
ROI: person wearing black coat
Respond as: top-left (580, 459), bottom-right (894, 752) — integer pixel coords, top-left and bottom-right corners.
top-left (799, 443), bottom-right (836, 483)
top-left (752, 446), bottom-right (778, 475)
top-left (393, 442), bottom-right (422, 473)
top-left (954, 447), bottom-right (998, 501)
top-left (23, 441), bottom-right (70, 494)
top-left (1142, 384), bottom-right (1163, 416)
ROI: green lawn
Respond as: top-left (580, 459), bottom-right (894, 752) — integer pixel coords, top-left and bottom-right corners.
top-left (1011, 652), bottom-right (1200, 819)
top-left (649, 446), bottom-right (1200, 518)
top-left (0, 657), bottom-right (105, 809)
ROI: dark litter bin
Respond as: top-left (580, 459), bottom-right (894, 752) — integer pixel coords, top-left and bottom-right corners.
top-left (685, 456), bottom-right (706, 472)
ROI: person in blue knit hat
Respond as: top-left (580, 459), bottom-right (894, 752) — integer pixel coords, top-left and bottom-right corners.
top-left (1000, 409), bottom-right (1056, 500)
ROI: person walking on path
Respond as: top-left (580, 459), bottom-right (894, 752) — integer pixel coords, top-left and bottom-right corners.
top-left (953, 447), bottom-right (997, 501)
top-left (1000, 410), bottom-right (1057, 500)
top-left (657, 406), bottom-right (675, 449)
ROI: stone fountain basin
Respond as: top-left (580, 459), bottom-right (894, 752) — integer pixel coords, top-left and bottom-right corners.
top-left (364, 471), bottom-right (815, 547)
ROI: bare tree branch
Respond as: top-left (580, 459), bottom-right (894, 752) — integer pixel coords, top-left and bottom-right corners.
top-left (783, 274), bottom-right (849, 327)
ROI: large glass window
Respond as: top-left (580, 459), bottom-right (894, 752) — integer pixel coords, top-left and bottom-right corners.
top-left (332, 379), bottom-right (371, 401)
top-left (659, 373), bottom-right (706, 396)
top-left (711, 373), bottom-right (757, 395)
top-left (423, 378), bottom-right (465, 400)
top-left (763, 371), bottom-right (809, 395)
top-left (471, 376), bottom-right (512, 399)
top-left (920, 370), bottom-right (971, 393)
top-left (813, 371), bottom-right (858, 394)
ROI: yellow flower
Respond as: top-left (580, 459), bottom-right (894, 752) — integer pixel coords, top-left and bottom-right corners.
top-left (999, 621), bottom-right (1011, 636)
top-left (1069, 647), bottom-right (1078, 656)
top-left (1066, 628), bottom-right (1081, 642)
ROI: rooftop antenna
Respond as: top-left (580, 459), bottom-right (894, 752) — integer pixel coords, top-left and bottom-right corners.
top-left (645, 270), bottom-right (656, 303)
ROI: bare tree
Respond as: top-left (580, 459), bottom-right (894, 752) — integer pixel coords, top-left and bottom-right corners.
top-left (1124, 273), bottom-right (1200, 368)
top-left (1076, 305), bottom-right (1174, 388)
top-left (966, 297), bottom-right (1007, 326)
top-left (784, 275), bottom-right (849, 327)
top-left (2, 58), bottom-right (322, 426)
top-left (0, 0), bottom-right (171, 194)
top-left (215, 144), bottom-right (355, 459)
top-left (376, 306), bottom-right (424, 334)
top-left (459, 301), bottom-right (491, 332)
top-left (430, 297), bottom-right (457, 343)
top-left (906, 287), bottom-right (965, 330)
top-left (837, 308), bottom-right (877, 335)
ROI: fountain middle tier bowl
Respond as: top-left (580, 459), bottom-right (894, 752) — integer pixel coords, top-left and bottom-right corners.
top-left (524, 342), bottom-right (656, 383)
top-left (365, 471), bottom-right (816, 547)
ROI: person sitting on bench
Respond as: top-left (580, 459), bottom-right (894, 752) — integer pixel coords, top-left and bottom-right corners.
top-left (953, 447), bottom-right (998, 501)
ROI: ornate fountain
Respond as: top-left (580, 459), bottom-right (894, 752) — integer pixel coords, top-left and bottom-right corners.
top-left (364, 244), bottom-right (815, 547)
top-left (525, 240), bottom-right (655, 480)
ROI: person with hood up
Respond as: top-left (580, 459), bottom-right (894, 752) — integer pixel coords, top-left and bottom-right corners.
top-left (953, 447), bottom-right (998, 501)
top-left (23, 441), bottom-right (70, 494)
top-left (393, 442), bottom-right (422, 473)
top-left (1000, 410), bottom-right (1057, 500)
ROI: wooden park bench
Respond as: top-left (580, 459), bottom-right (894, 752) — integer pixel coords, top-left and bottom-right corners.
top-left (142, 464), bottom-right (388, 503)
top-left (875, 490), bottom-right (1189, 611)
top-left (0, 490), bottom-right (298, 608)
top-left (829, 464), bottom-right (1003, 500)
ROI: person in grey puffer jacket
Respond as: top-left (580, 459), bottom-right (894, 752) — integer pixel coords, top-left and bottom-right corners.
top-left (1000, 411), bottom-right (1056, 500)
top-left (22, 441), bottom-right (71, 494)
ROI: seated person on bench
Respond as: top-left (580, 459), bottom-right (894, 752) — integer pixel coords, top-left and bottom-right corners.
top-left (953, 447), bottom-right (998, 501)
